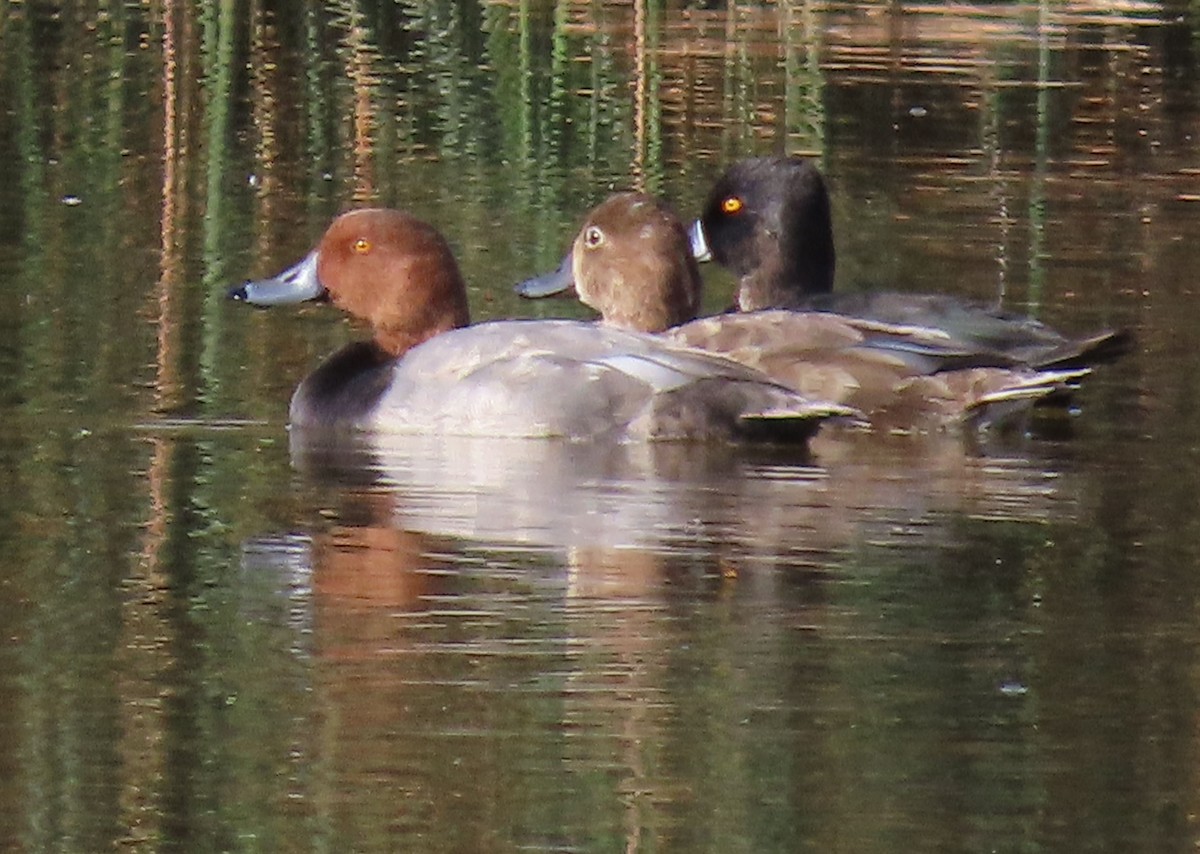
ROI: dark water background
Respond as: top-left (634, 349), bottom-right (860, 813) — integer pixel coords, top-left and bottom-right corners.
top-left (1, 0), bottom-right (1199, 850)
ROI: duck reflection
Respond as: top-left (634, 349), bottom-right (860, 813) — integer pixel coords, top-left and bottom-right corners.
top-left (287, 430), bottom-right (1078, 560)
top-left (265, 429), bottom-right (1084, 670)
top-left (234, 429), bottom-right (1084, 848)
top-left (290, 432), bottom-right (823, 553)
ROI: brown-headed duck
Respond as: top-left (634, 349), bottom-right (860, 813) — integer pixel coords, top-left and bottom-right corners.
top-left (228, 209), bottom-right (854, 443)
top-left (516, 192), bottom-right (1090, 432)
top-left (689, 156), bottom-right (1131, 368)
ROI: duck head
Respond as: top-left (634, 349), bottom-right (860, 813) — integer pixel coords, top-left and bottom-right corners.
top-left (690, 156), bottom-right (837, 309)
top-left (229, 208), bottom-right (471, 356)
top-left (516, 192), bottom-right (702, 333)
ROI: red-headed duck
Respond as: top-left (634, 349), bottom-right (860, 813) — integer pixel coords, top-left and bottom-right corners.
top-left (228, 209), bottom-right (854, 443)
top-left (689, 156), bottom-right (1131, 368)
top-left (516, 193), bottom-right (1090, 432)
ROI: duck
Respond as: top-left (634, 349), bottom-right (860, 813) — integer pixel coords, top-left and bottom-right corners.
top-left (227, 208), bottom-right (855, 443)
top-left (515, 192), bottom-right (1090, 432)
top-left (688, 156), bottom-right (1131, 369)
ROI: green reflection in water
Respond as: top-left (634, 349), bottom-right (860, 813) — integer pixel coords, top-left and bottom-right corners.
top-left (1028, 0), bottom-right (1052, 314)
top-left (0, 0), bottom-right (1195, 850)
top-left (783, 0), bottom-right (825, 159)
top-left (200, 0), bottom-right (239, 407)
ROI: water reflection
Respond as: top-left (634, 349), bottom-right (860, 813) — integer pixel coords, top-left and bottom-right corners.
top-left (290, 430), bottom-right (1080, 552)
top-left (218, 427), bottom-right (1072, 849)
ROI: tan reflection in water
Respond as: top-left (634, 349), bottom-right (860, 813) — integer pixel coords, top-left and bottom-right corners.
top-left (154, 1), bottom-right (184, 414)
top-left (249, 2), bottom-right (284, 213)
top-left (342, 9), bottom-right (384, 204)
top-left (305, 496), bottom-right (705, 851)
top-left (311, 491), bottom-right (453, 661)
top-left (281, 427), bottom-right (1083, 845)
top-left (631, 0), bottom-right (653, 191)
top-left (123, 435), bottom-right (172, 847)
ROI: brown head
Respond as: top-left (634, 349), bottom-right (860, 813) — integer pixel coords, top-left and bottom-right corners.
top-left (230, 208), bottom-right (471, 356)
top-left (569, 193), bottom-right (703, 333)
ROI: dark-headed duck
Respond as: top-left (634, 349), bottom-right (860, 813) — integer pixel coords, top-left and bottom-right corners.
top-left (690, 156), bottom-right (1131, 368)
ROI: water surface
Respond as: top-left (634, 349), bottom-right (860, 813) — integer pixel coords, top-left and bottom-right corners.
top-left (0, 0), bottom-right (1198, 850)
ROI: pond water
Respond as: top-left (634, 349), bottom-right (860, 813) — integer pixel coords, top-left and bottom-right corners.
top-left (1, 0), bottom-right (1199, 850)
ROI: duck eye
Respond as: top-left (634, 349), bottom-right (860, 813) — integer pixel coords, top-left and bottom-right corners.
top-left (583, 226), bottom-right (604, 249)
top-left (721, 196), bottom-right (744, 215)
top-left (353, 238), bottom-right (371, 254)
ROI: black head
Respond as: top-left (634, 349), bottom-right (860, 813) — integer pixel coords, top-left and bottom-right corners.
top-left (696, 156), bottom-right (836, 305)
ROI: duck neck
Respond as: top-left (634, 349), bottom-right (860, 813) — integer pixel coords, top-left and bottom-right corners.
top-left (290, 340), bottom-right (395, 427)
top-left (374, 294), bottom-right (471, 357)
top-left (738, 175), bottom-right (837, 309)
top-left (603, 292), bottom-right (697, 334)
top-left (583, 262), bottom-right (700, 334)
top-left (737, 229), bottom-right (834, 311)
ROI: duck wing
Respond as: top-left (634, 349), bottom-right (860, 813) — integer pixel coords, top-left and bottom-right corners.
top-left (372, 320), bottom-right (856, 442)
top-left (664, 311), bottom-right (1089, 431)
top-left (795, 291), bottom-right (1131, 369)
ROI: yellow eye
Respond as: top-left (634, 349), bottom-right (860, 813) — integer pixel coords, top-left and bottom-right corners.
top-left (353, 238), bottom-right (371, 254)
top-left (583, 226), bottom-right (604, 249)
top-left (721, 196), bottom-right (744, 215)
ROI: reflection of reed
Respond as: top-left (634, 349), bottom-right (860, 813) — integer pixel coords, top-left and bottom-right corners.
top-left (781, 0), bottom-right (824, 156)
top-left (5, 8), bottom-right (45, 253)
top-left (631, 0), bottom-right (662, 192)
top-left (156, 2), bottom-right (183, 410)
top-left (249, 2), bottom-right (283, 210)
top-left (341, 5), bottom-right (382, 203)
top-left (633, 0), bottom-right (648, 190)
top-left (200, 0), bottom-right (237, 400)
top-left (304, 7), bottom-right (334, 213)
top-left (123, 437), bottom-right (171, 847)
top-left (1028, 0), bottom-right (1051, 313)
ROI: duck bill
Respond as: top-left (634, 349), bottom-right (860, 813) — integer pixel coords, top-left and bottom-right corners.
top-left (227, 251), bottom-right (326, 305)
top-left (514, 251), bottom-right (575, 299)
top-left (688, 219), bottom-right (712, 263)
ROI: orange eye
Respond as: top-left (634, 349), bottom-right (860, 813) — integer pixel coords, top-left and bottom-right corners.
top-left (721, 196), bottom-right (744, 215)
top-left (583, 226), bottom-right (604, 249)
top-left (353, 238), bottom-right (371, 254)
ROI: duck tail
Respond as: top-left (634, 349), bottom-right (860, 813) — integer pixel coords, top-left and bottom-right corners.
top-left (1036, 328), bottom-right (1134, 370)
top-left (965, 367), bottom-right (1091, 428)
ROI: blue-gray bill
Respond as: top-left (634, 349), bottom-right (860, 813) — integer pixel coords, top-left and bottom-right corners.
top-left (688, 219), bottom-right (712, 262)
top-left (514, 250), bottom-right (575, 299)
top-left (227, 251), bottom-right (326, 305)
top-left (516, 219), bottom-right (714, 300)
